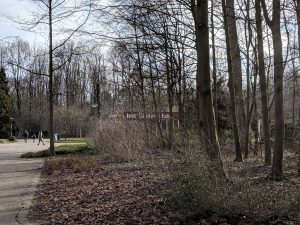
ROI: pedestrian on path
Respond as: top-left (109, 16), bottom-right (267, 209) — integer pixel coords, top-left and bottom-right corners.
top-left (32, 133), bottom-right (36, 143)
top-left (23, 130), bottom-right (29, 143)
top-left (37, 130), bottom-right (45, 146)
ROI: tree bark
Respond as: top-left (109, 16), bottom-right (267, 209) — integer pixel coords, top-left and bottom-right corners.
top-left (226, 0), bottom-right (248, 158)
top-left (255, 0), bottom-right (272, 165)
top-left (191, 0), bottom-right (226, 176)
top-left (261, 0), bottom-right (285, 180)
top-left (222, 0), bottom-right (243, 161)
top-left (49, 0), bottom-right (55, 156)
top-left (211, 1), bottom-right (218, 131)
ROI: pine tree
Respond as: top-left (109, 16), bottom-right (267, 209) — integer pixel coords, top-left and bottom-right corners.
top-left (0, 67), bottom-right (11, 138)
top-left (0, 67), bottom-right (9, 94)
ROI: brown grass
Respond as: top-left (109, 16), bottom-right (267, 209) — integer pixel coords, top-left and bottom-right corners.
top-left (88, 120), bottom-right (153, 163)
top-left (43, 156), bottom-right (99, 175)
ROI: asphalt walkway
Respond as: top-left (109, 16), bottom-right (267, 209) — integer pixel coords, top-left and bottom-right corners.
top-left (0, 139), bottom-right (50, 225)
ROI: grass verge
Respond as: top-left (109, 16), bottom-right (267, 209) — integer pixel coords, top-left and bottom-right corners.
top-left (58, 138), bottom-right (86, 144)
top-left (20, 144), bottom-right (93, 158)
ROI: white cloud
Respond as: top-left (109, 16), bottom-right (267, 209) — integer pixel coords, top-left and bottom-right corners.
top-left (0, 0), bottom-right (44, 44)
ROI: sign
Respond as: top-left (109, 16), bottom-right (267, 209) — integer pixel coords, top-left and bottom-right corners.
top-left (124, 112), bottom-right (179, 120)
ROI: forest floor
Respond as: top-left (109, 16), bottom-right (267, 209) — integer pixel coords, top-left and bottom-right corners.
top-left (28, 146), bottom-right (300, 225)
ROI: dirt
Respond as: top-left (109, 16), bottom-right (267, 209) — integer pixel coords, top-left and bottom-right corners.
top-left (28, 149), bottom-right (300, 225)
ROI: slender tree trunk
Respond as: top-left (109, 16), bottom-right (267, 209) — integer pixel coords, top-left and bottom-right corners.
top-left (163, 22), bottom-right (174, 148)
top-left (261, 0), bottom-right (285, 180)
top-left (256, 0), bottom-right (272, 165)
top-left (294, 1), bottom-right (300, 175)
top-left (133, 15), bottom-right (150, 146)
top-left (245, 0), bottom-right (251, 158)
top-left (191, 0), bottom-right (226, 176)
top-left (211, 1), bottom-right (218, 131)
top-left (292, 57), bottom-right (296, 125)
top-left (49, 0), bottom-right (55, 156)
top-left (298, 105), bottom-right (300, 176)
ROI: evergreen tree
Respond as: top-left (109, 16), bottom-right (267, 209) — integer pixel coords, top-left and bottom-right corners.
top-left (0, 67), bottom-right (11, 138)
top-left (0, 67), bottom-right (9, 94)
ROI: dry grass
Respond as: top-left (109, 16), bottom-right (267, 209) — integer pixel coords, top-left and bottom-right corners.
top-left (43, 155), bottom-right (99, 175)
top-left (88, 120), bottom-right (153, 163)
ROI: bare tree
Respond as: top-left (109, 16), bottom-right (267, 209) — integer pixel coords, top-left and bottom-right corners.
top-left (191, 0), bottom-right (226, 176)
top-left (261, 0), bottom-right (285, 180)
top-left (255, 0), bottom-right (272, 165)
top-left (14, 0), bottom-right (91, 155)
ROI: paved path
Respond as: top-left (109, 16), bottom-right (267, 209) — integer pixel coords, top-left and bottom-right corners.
top-left (0, 139), bottom-right (51, 225)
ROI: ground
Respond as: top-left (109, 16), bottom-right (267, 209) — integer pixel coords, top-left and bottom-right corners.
top-left (1, 140), bottom-right (298, 225)
top-left (0, 139), bottom-right (49, 225)
top-left (28, 145), bottom-right (300, 225)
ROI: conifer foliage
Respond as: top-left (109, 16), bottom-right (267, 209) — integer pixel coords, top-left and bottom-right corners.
top-left (0, 67), bottom-right (11, 138)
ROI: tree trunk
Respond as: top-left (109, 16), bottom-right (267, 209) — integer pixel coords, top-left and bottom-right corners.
top-left (191, 0), bottom-right (226, 176)
top-left (222, 0), bottom-right (243, 161)
top-left (261, 0), bottom-right (285, 180)
top-left (211, 1), bottom-right (218, 131)
top-left (270, 2), bottom-right (284, 180)
top-left (49, 0), bottom-right (55, 156)
top-left (226, 0), bottom-right (248, 157)
top-left (256, 0), bottom-right (272, 165)
top-left (298, 105), bottom-right (300, 176)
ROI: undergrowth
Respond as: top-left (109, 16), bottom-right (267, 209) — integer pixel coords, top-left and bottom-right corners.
top-left (20, 144), bottom-right (92, 158)
top-left (43, 155), bottom-right (99, 175)
top-left (166, 136), bottom-right (300, 223)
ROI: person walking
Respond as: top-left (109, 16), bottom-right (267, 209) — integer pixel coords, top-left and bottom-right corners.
top-left (23, 130), bottom-right (29, 143)
top-left (37, 130), bottom-right (45, 146)
top-left (32, 133), bottom-right (36, 143)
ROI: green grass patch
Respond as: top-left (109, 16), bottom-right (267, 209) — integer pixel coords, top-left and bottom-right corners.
top-left (21, 144), bottom-right (93, 158)
top-left (21, 149), bottom-right (51, 158)
top-left (58, 137), bottom-right (87, 144)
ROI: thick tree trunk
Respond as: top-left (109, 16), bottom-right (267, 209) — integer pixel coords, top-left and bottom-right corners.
top-left (229, 69), bottom-right (243, 161)
top-left (226, 0), bottom-right (248, 157)
top-left (191, 0), bottom-right (226, 176)
top-left (255, 0), bottom-right (272, 165)
top-left (222, 0), bottom-right (243, 161)
top-left (270, 2), bottom-right (284, 180)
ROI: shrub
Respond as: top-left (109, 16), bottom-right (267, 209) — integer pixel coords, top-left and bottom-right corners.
top-left (55, 144), bottom-right (93, 155)
top-left (88, 120), bottom-right (149, 162)
top-left (166, 138), bottom-right (229, 214)
top-left (7, 136), bottom-right (17, 142)
top-left (166, 136), bottom-right (299, 221)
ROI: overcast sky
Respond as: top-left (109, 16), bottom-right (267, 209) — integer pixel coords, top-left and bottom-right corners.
top-left (0, 0), bottom-right (43, 44)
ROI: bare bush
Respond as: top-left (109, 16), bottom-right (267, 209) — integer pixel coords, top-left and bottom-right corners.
top-left (43, 156), bottom-right (98, 175)
top-left (88, 119), bottom-right (150, 162)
